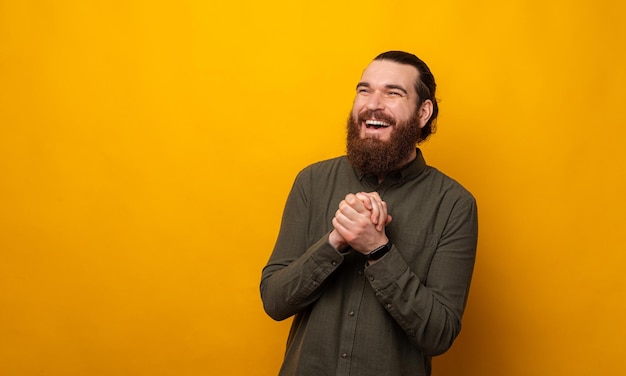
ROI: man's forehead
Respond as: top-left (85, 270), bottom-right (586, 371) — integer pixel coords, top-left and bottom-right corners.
top-left (359, 60), bottom-right (419, 92)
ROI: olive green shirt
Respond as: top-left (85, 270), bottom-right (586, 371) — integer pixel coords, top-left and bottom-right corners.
top-left (260, 149), bottom-right (478, 376)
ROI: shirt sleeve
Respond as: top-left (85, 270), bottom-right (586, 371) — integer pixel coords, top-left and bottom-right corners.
top-left (260, 168), bottom-right (345, 321)
top-left (364, 195), bottom-right (478, 356)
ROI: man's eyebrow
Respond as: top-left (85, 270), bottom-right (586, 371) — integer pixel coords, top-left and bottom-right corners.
top-left (385, 84), bottom-right (408, 95)
top-left (356, 82), bottom-right (408, 95)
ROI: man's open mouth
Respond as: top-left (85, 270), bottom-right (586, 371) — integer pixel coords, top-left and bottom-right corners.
top-left (365, 120), bottom-right (391, 129)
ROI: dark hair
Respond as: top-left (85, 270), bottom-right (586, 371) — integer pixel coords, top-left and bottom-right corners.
top-left (374, 51), bottom-right (438, 141)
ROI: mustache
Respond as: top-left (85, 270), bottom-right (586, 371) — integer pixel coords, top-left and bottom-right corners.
top-left (357, 110), bottom-right (395, 126)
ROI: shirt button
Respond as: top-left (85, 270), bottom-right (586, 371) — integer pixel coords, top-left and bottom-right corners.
top-left (369, 276), bottom-right (375, 281)
top-left (348, 311), bottom-right (355, 317)
top-left (341, 353), bottom-right (348, 359)
top-left (386, 304), bottom-right (392, 309)
top-left (331, 261), bottom-right (337, 266)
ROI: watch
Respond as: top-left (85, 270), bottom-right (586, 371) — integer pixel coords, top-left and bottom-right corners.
top-left (364, 241), bottom-right (392, 261)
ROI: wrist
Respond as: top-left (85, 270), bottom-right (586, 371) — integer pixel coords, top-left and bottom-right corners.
top-left (364, 240), bottom-right (392, 262)
top-left (328, 230), bottom-right (348, 252)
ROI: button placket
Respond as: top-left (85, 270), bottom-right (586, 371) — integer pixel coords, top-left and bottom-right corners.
top-left (335, 259), bottom-right (366, 374)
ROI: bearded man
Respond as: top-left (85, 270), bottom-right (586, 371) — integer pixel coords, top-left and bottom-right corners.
top-left (260, 51), bottom-right (478, 376)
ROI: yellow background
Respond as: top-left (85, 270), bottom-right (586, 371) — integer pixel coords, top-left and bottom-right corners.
top-left (1, 1), bottom-right (625, 375)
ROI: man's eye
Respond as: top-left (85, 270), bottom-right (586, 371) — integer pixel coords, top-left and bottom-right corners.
top-left (357, 88), bottom-right (370, 94)
top-left (388, 91), bottom-right (402, 97)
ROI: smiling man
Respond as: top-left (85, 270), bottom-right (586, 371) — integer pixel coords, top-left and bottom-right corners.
top-left (261, 51), bottom-right (478, 376)
top-left (346, 56), bottom-right (432, 181)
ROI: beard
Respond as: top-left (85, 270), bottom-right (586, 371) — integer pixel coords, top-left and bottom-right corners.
top-left (346, 110), bottom-right (421, 176)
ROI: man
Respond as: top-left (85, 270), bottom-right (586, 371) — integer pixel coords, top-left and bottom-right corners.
top-left (260, 51), bottom-right (478, 376)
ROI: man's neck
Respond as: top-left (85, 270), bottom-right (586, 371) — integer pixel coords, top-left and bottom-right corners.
top-left (376, 148), bottom-right (417, 184)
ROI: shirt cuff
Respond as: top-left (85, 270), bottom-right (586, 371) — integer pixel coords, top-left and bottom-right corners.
top-left (363, 246), bottom-right (411, 290)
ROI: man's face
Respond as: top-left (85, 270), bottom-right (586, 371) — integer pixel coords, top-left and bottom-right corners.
top-left (350, 60), bottom-right (422, 142)
top-left (347, 60), bottom-right (428, 175)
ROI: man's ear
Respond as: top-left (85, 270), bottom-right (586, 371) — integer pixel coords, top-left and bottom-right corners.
top-left (417, 100), bottom-right (433, 129)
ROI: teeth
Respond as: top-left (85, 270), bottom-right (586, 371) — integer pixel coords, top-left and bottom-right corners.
top-left (365, 120), bottom-right (390, 128)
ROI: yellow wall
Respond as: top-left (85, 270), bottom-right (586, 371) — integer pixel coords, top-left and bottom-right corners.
top-left (1, 1), bottom-right (625, 375)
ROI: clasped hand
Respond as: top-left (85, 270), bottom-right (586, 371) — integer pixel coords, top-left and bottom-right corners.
top-left (329, 192), bottom-right (392, 254)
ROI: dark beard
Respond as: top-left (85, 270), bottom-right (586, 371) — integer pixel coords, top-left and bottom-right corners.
top-left (346, 111), bottom-right (421, 176)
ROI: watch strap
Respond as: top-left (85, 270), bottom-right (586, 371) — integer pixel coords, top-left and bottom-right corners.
top-left (364, 241), bottom-right (392, 261)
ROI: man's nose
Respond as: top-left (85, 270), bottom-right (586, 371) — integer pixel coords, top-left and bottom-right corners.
top-left (366, 92), bottom-right (384, 110)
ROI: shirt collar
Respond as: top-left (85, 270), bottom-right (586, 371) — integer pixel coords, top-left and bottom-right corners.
top-left (356, 148), bottom-right (428, 185)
